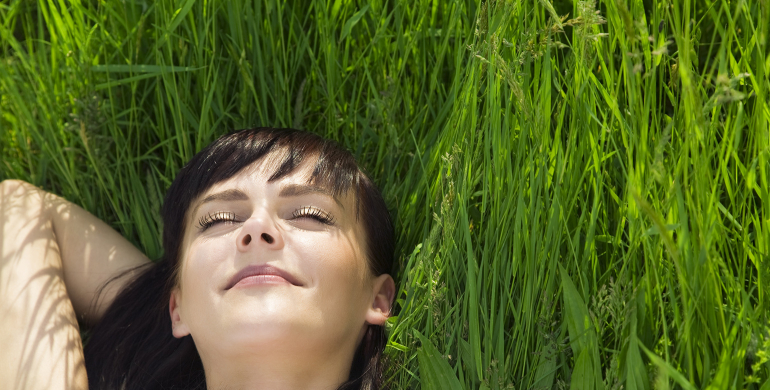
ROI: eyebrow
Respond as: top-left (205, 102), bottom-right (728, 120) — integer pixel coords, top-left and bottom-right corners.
top-left (279, 183), bottom-right (344, 209)
top-left (193, 188), bottom-right (250, 214)
top-left (193, 185), bottom-right (344, 215)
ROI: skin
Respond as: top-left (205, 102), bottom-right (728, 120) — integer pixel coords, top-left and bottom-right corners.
top-left (0, 179), bottom-right (150, 390)
top-left (169, 157), bottom-right (395, 390)
top-left (0, 155), bottom-right (394, 390)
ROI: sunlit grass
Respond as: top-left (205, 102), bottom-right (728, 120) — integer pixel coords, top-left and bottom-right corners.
top-left (1, 0), bottom-right (768, 388)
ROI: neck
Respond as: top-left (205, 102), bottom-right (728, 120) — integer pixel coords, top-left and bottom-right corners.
top-left (198, 338), bottom-right (357, 390)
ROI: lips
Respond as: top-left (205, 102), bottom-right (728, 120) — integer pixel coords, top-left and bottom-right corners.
top-left (225, 264), bottom-right (302, 290)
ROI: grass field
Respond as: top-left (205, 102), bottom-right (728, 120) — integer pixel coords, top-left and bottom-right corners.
top-left (1, 0), bottom-right (769, 388)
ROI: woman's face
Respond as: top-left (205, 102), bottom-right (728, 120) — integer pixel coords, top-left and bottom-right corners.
top-left (168, 155), bottom-right (393, 365)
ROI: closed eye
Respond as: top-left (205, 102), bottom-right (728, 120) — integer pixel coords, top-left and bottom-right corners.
top-left (198, 211), bottom-right (240, 231)
top-left (291, 206), bottom-right (335, 225)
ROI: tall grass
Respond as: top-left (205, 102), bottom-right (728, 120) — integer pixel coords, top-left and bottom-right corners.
top-left (1, 0), bottom-right (768, 388)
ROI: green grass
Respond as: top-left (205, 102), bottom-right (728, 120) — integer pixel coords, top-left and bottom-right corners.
top-left (1, 0), bottom-right (768, 388)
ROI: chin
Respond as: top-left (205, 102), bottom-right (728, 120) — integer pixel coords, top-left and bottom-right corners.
top-left (211, 320), bottom-right (312, 356)
top-left (220, 304), bottom-right (312, 339)
top-left (193, 292), bottom-right (325, 353)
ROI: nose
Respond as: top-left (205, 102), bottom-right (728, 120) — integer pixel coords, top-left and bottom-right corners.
top-left (236, 212), bottom-right (284, 252)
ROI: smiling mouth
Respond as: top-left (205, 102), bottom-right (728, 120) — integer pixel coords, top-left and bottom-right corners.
top-left (225, 264), bottom-right (302, 290)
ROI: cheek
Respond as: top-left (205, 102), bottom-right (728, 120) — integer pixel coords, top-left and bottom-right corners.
top-left (294, 233), bottom-right (370, 303)
top-left (183, 235), bottom-right (232, 271)
top-left (177, 238), bottom-right (231, 310)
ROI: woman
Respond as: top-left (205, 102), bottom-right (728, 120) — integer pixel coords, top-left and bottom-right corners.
top-left (0, 128), bottom-right (396, 390)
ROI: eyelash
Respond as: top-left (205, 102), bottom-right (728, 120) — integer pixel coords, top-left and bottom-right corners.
top-left (292, 206), bottom-right (336, 225)
top-left (196, 207), bottom-right (335, 231)
top-left (197, 211), bottom-right (239, 231)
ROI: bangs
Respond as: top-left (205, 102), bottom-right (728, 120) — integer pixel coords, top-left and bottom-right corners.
top-left (265, 134), bottom-right (359, 199)
top-left (192, 128), bottom-right (359, 200)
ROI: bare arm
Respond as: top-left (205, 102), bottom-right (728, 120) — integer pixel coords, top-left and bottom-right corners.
top-left (42, 182), bottom-right (152, 322)
top-left (0, 179), bottom-right (151, 390)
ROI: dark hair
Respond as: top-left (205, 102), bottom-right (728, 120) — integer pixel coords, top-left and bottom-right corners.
top-left (84, 128), bottom-right (395, 390)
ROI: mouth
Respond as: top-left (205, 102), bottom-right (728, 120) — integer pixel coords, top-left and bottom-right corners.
top-left (225, 264), bottom-right (303, 290)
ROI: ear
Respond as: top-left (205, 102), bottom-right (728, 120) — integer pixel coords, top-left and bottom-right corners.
top-left (169, 288), bottom-right (191, 338)
top-left (365, 274), bottom-right (395, 326)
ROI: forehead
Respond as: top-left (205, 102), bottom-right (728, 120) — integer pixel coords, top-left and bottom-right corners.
top-left (191, 151), bottom-right (355, 212)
